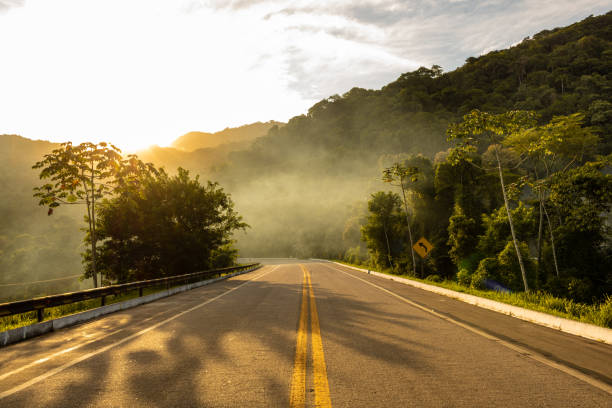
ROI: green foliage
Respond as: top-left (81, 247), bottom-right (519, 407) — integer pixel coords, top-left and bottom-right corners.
top-left (456, 268), bottom-right (472, 286)
top-left (425, 274), bottom-right (442, 283)
top-left (472, 241), bottom-right (535, 291)
top-left (343, 246), bottom-right (368, 266)
top-left (477, 203), bottom-right (536, 256)
top-left (32, 142), bottom-right (123, 212)
top-left (447, 203), bottom-right (479, 264)
top-left (544, 158), bottom-right (612, 297)
top-left (32, 142), bottom-right (124, 287)
top-left (457, 253), bottom-right (482, 274)
top-left (497, 241), bottom-right (536, 292)
top-left (471, 257), bottom-right (500, 289)
top-left (506, 113), bottom-right (598, 165)
top-left (91, 167), bottom-right (247, 282)
top-left (361, 192), bottom-right (405, 269)
top-left (590, 296), bottom-right (612, 328)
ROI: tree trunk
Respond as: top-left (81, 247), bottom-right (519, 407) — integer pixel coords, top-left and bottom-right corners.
top-left (85, 196), bottom-right (98, 288)
top-left (383, 223), bottom-right (392, 269)
top-left (536, 190), bottom-right (544, 289)
top-left (543, 203), bottom-right (560, 278)
top-left (399, 181), bottom-right (417, 276)
top-left (82, 170), bottom-right (98, 289)
top-left (90, 161), bottom-right (99, 288)
top-left (495, 149), bottom-right (529, 292)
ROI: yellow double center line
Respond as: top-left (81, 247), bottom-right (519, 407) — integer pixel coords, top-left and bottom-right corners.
top-left (290, 265), bottom-right (332, 408)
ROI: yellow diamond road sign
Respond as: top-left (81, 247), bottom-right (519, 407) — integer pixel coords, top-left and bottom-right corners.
top-left (413, 237), bottom-right (434, 259)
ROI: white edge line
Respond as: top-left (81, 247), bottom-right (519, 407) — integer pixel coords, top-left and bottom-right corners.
top-left (324, 264), bottom-right (612, 396)
top-left (322, 260), bottom-right (612, 345)
top-left (0, 265), bottom-right (279, 401)
top-left (0, 307), bottom-right (171, 382)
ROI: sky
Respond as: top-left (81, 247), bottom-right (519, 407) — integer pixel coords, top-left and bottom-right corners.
top-left (0, 0), bottom-right (610, 151)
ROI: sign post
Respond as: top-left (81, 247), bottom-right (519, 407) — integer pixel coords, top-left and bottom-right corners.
top-left (412, 237), bottom-right (434, 277)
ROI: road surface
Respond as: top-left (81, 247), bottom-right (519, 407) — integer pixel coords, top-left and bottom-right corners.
top-left (0, 260), bottom-right (610, 407)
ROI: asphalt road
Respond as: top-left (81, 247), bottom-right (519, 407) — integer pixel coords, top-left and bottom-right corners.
top-left (0, 260), bottom-right (610, 407)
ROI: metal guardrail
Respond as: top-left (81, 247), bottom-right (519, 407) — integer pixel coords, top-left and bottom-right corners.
top-left (0, 263), bottom-right (260, 322)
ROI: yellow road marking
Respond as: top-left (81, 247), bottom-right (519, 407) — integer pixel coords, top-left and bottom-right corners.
top-left (305, 266), bottom-right (332, 408)
top-left (290, 265), bottom-right (333, 407)
top-left (289, 268), bottom-right (308, 407)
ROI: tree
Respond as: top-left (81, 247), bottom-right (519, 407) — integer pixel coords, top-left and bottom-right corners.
top-left (546, 157), bottom-right (612, 299)
top-left (361, 191), bottom-right (400, 268)
top-left (505, 113), bottom-right (599, 277)
top-left (447, 203), bottom-right (479, 265)
top-left (383, 164), bottom-right (421, 275)
top-left (93, 168), bottom-right (248, 282)
top-left (361, 192), bottom-right (404, 269)
top-left (447, 109), bottom-right (538, 291)
top-left (33, 142), bottom-right (122, 287)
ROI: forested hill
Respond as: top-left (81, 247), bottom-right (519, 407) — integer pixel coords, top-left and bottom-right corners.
top-left (216, 11), bottom-right (611, 258)
top-left (224, 11), bottom-right (611, 177)
top-left (171, 121), bottom-right (284, 151)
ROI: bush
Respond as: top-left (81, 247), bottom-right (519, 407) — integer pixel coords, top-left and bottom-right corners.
top-left (210, 244), bottom-right (238, 268)
top-left (456, 268), bottom-right (472, 286)
top-left (592, 296), bottom-right (612, 328)
top-left (497, 241), bottom-right (535, 291)
top-left (471, 257), bottom-right (499, 289)
top-left (563, 299), bottom-right (589, 318)
top-left (457, 252), bottom-right (483, 274)
top-left (425, 274), bottom-right (442, 283)
top-left (543, 276), bottom-right (570, 298)
top-left (541, 293), bottom-right (568, 313)
top-left (567, 277), bottom-right (593, 303)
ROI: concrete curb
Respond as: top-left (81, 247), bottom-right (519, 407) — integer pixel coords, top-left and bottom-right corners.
top-left (0, 266), bottom-right (261, 348)
top-left (318, 260), bottom-right (612, 345)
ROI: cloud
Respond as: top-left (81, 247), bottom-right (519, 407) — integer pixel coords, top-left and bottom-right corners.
top-left (250, 0), bottom-right (612, 96)
top-left (1, 0), bottom-right (609, 148)
top-left (0, 0), bottom-right (25, 14)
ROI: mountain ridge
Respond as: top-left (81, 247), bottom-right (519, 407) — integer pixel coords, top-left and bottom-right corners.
top-left (170, 121), bottom-right (285, 152)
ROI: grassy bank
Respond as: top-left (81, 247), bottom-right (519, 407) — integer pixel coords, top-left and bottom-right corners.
top-left (333, 260), bottom-right (612, 329)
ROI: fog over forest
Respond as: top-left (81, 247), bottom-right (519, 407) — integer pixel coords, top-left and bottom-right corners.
top-left (1, 11), bottom-right (611, 306)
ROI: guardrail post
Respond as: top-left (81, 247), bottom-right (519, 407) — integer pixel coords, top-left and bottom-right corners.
top-left (37, 308), bottom-right (44, 322)
top-left (101, 296), bottom-right (105, 306)
top-left (139, 287), bottom-right (143, 297)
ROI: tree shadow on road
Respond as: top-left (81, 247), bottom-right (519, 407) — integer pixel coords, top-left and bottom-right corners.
top-left (2, 264), bottom-right (444, 407)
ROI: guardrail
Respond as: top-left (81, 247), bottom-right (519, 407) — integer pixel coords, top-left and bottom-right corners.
top-left (0, 263), bottom-right (260, 322)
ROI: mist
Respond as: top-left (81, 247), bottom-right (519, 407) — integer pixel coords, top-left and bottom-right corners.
top-left (0, 135), bottom-right (92, 301)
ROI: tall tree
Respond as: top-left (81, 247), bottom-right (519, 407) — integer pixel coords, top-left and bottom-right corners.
top-left (33, 142), bottom-right (122, 287)
top-left (383, 164), bottom-right (421, 275)
top-left (505, 113), bottom-right (599, 277)
top-left (447, 109), bottom-right (538, 291)
top-left (361, 192), bottom-right (404, 269)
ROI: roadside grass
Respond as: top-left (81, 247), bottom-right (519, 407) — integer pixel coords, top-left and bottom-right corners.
top-left (0, 270), bottom-right (245, 332)
top-left (333, 260), bottom-right (612, 329)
